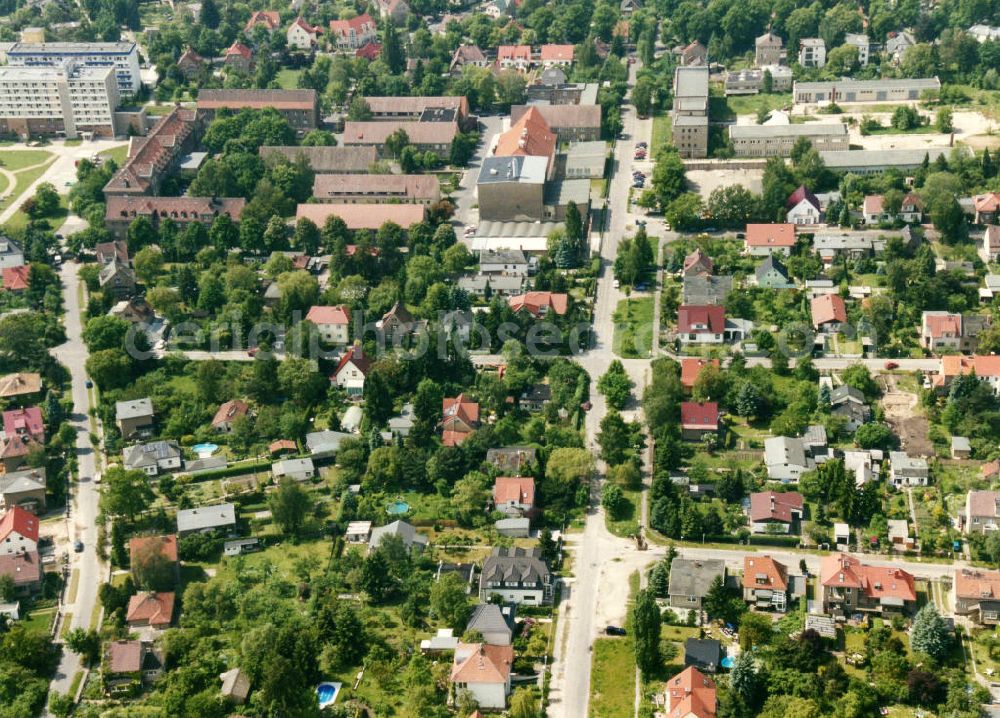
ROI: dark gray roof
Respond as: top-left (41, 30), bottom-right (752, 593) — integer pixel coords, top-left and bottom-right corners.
top-left (830, 385), bottom-right (865, 405)
top-left (467, 603), bottom-right (514, 637)
top-left (668, 558), bottom-right (725, 598)
top-left (682, 275), bottom-right (733, 305)
top-left (305, 430), bottom-right (352, 456)
top-left (176, 503), bottom-right (236, 532)
top-left (684, 638), bottom-right (720, 668)
top-left (481, 546), bottom-right (550, 585)
top-left (124, 440), bottom-right (181, 468)
top-left (756, 255), bottom-right (790, 282)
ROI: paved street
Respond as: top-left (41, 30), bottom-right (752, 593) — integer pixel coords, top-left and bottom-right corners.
top-left (547, 60), bottom-right (656, 718)
top-left (47, 259), bottom-right (103, 707)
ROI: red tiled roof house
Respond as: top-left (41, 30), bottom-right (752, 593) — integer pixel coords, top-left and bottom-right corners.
top-left (680, 401), bottom-right (719, 441)
top-left (331, 344), bottom-right (371, 397)
top-left (665, 666), bottom-right (716, 718)
top-left (440, 393), bottom-right (479, 446)
top-left (450, 642), bottom-right (513, 710)
top-left (287, 17), bottom-right (322, 50)
top-left (955, 568), bottom-right (1000, 625)
top-left (820, 553), bottom-right (916, 617)
top-left (244, 10), bottom-right (280, 34)
top-left (744, 223), bottom-right (796, 256)
top-left (305, 305), bottom-right (351, 345)
top-left (126, 591), bottom-right (175, 628)
top-left (507, 291), bottom-right (568, 317)
top-left (493, 476), bottom-right (536, 517)
top-left (749, 491), bottom-right (803, 534)
top-left (743, 555), bottom-right (793, 612)
top-left (329, 13), bottom-right (377, 50)
top-left (677, 305), bottom-right (725, 344)
top-left (786, 185), bottom-right (821, 226)
top-left (129, 535), bottom-right (179, 584)
top-left (212, 400), bottom-right (249, 433)
top-left (680, 358), bottom-right (719, 391)
top-left (811, 294), bottom-right (847, 332)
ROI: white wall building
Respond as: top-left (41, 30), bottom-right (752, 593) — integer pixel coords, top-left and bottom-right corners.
top-left (7, 41), bottom-right (141, 96)
top-left (0, 63), bottom-right (118, 139)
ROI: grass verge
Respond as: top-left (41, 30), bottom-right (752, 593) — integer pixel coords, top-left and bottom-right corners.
top-left (589, 635), bottom-right (635, 718)
top-left (66, 569), bottom-right (80, 604)
top-left (605, 487), bottom-right (641, 538)
top-left (612, 296), bottom-right (655, 358)
top-left (60, 613), bottom-right (74, 640)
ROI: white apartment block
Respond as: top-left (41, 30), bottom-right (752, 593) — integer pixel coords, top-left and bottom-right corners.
top-left (6, 42), bottom-right (142, 96)
top-left (0, 63), bottom-right (119, 139)
top-left (843, 34), bottom-right (871, 66)
top-left (799, 38), bottom-right (826, 67)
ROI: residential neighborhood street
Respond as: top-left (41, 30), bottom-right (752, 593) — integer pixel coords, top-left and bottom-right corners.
top-left (47, 259), bottom-right (103, 707)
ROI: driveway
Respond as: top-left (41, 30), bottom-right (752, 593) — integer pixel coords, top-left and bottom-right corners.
top-left (452, 114), bottom-right (504, 233)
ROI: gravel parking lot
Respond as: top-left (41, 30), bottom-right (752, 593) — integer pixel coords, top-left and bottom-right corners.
top-left (686, 167), bottom-right (763, 198)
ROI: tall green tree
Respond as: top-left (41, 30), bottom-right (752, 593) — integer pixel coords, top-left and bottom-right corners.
top-left (632, 588), bottom-right (662, 674)
top-left (910, 604), bottom-right (952, 662)
top-left (381, 21), bottom-right (406, 74)
top-left (268, 477), bottom-right (311, 536)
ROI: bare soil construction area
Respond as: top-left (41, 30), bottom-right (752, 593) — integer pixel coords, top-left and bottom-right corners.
top-left (880, 374), bottom-right (934, 457)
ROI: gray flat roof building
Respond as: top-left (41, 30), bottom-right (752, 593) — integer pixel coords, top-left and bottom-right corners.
top-left (478, 155), bottom-right (547, 185)
top-left (668, 558), bottom-right (725, 599)
top-left (794, 77), bottom-right (941, 104)
top-left (176, 503), bottom-right (236, 534)
top-left (115, 398), bottom-right (153, 422)
top-left (819, 147), bottom-right (953, 174)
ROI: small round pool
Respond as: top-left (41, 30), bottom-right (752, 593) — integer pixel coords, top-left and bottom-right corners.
top-left (191, 443), bottom-right (219, 458)
top-left (316, 681), bottom-right (341, 709)
top-left (386, 500), bottom-right (410, 515)
top-left (720, 656), bottom-right (735, 669)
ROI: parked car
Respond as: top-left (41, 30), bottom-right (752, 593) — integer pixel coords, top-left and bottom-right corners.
top-left (605, 626), bottom-right (627, 636)
top-left (73, 540), bottom-right (84, 553)
top-left (884, 361), bottom-right (899, 370)
top-left (84, 379), bottom-right (93, 389)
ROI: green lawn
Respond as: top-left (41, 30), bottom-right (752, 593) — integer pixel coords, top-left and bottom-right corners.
top-left (651, 112), bottom-right (672, 152)
top-left (605, 487), bottom-right (641, 538)
top-left (0, 172), bottom-right (8, 197)
top-left (612, 296), bottom-right (655, 358)
top-left (145, 104), bottom-right (178, 116)
top-left (0, 149), bottom-right (53, 171)
top-left (863, 123), bottom-right (940, 136)
top-left (590, 637), bottom-right (635, 718)
top-left (99, 145), bottom-right (130, 165)
top-left (276, 69), bottom-right (304, 90)
top-left (4, 194), bottom-right (67, 234)
top-left (21, 606), bottom-right (56, 636)
top-left (714, 93), bottom-right (793, 119)
top-left (0, 157), bottom-right (57, 214)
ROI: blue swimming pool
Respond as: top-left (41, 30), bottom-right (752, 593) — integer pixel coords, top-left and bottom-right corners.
top-left (720, 656), bottom-right (735, 669)
top-left (386, 500), bottom-right (410, 515)
top-left (191, 443), bottom-right (219, 457)
top-left (316, 682), bottom-right (341, 708)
